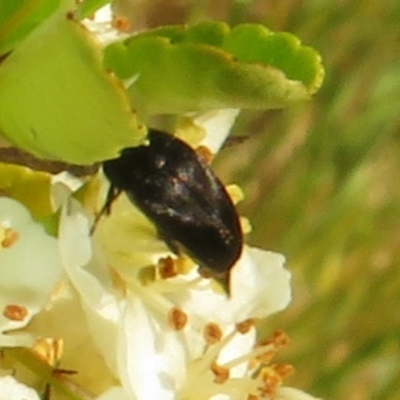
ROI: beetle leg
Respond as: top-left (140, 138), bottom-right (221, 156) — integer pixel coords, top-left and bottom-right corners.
top-left (90, 185), bottom-right (122, 234)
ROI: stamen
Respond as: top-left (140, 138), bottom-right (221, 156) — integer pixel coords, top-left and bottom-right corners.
top-left (175, 255), bottom-right (197, 275)
top-left (274, 363), bottom-right (295, 379)
top-left (168, 307), bottom-right (188, 331)
top-left (226, 184), bottom-right (244, 204)
top-left (196, 146), bottom-right (214, 164)
top-left (111, 15), bottom-right (130, 32)
top-left (211, 362), bottom-right (230, 384)
top-left (236, 319), bottom-right (255, 334)
top-left (156, 255), bottom-right (198, 284)
top-left (178, 326), bottom-right (293, 399)
top-left (33, 338), bottom-right (64, 367)
top-left (158, 256), bottom-right (179, 279)
top-left (180, 327), bottom-right (238, 394)
top-left (3, 304), bottom-right (28, 321)
top-left (204, 323), bottom-right (223, 345)
top-left (240, 216), bottom-right (252, 234)
top-left (137, 266), bottom-right (157, 286)
top-left (257, 330), bottom-right (290, 350)
top-left (256, 362), bottom-right (295, 398)
top-left (0, 227), bottom-right (19, 248)
top-left (129, 256), bottom-right (205, 327)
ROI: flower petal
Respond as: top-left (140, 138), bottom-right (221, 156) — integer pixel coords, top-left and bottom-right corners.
top-left (179, 246), bottom-right (291, 325)
top-left (0, 198), bottom-right (62, 343)
top-left (59, 199), bottom-right (123, 372)
top-left (118, 295), bottom-right (187, 400)
top-left (277, 387), bottom-right (323, 400)
top-left (191, 108), bottom-right (240, 153)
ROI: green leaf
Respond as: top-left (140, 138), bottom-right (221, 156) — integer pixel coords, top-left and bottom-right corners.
top-left (104, 21), bottom-right (324, 115)
top-left (222, 24), bottom-right (321, 89)
top-left (0, 163), bottom-right (53, 216)
top-left (76, 0), bottom-right (110, 19)
top-left (0, 0), bottom-right (61, 55)
top-left (0, 11), bottom-right (145, 165)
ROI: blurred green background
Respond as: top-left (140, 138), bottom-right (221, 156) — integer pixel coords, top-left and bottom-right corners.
top-left (133, 0), bottom-right (400, 399)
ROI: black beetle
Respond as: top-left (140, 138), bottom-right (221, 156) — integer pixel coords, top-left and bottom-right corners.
top-left (102, 129), bottom-right (243, 294)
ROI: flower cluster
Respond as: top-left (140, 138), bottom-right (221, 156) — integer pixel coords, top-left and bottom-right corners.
top-left (0, 112), bottom-right (320, 399)
top-left (0, 5), bottom-right (322, 400)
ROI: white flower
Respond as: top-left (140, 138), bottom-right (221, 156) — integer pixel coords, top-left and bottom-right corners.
top-left (0, 198), bottom-right (62, 347)
top-left (59, 195), bottom-right (292, 400)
